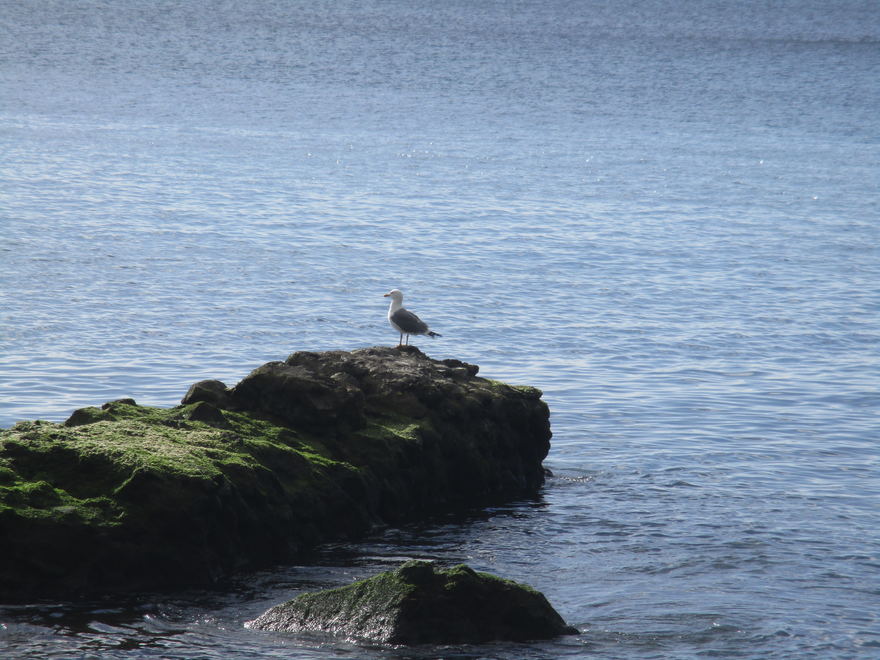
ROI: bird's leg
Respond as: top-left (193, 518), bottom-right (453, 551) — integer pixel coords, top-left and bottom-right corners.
top-left (398, 333), bottom-right (403, 347)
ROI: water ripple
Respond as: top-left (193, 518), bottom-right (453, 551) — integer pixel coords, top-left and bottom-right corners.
top-left (2, 0), bottom-right (879, 658)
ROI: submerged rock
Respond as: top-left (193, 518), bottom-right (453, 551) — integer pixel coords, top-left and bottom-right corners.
top-left (0, 347), bottom-right (551, 600)
top-left (246, 560), bottom-right (578, 644)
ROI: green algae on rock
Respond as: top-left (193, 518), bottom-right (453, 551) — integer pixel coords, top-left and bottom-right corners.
top-left (0, 347), bottom-right (551, 600)
top-left (1, 400), bottom-right (366, 599)
top-left (245, 560), bottom-right (578, 644)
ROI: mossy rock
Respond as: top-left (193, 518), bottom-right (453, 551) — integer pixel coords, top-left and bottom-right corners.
top-left (246, 560), bottom-right (578, 644)
top-left (0, 347), bottom-right (552, 600)
top-left (0, 403), bottom-right (368, 598)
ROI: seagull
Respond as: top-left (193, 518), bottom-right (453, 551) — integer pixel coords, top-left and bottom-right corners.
top-left (384, 289), bottom-right (441, 346)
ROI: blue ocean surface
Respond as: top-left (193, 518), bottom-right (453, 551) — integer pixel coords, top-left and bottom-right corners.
top-left (1, 0), bottom-right (879, 657)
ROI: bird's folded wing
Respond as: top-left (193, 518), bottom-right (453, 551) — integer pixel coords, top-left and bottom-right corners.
top-left (391, 308), bottom-right (428, 334)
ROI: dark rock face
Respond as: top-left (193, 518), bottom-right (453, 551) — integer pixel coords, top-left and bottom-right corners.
top-left (225, 347), bottom-right (551, 512)
top-left (230, 358), bottom-right (367, 434)
top-left (0, 347), bottom-right (551, 600)
top-left (246, 560), bottom-right (578, 644)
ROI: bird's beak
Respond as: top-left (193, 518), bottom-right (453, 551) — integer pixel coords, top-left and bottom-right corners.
top-left (383, 293), bottom-right (390, 297)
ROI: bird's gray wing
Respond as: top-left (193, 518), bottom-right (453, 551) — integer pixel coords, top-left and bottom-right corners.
top-left (391, 308), bottom-right (429, 334)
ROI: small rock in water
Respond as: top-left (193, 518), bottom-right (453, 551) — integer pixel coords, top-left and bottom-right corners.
top-left (245, 560), bottom-right (578, 644)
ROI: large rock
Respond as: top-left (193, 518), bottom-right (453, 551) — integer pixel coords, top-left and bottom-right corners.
top-left (224, 347), bottom-right (550, 509)
top-left (246, 561), bottom-right (578, 644)
top-left (0, 347), bottom-right (551, 600)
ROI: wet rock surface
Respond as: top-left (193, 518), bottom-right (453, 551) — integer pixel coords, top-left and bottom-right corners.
top-left (0, 347), bottom-right (551, 600)
top-left (246, 560), bottom-right (578, 644)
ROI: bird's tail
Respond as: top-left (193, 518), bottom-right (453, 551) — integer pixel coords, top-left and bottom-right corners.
top-left (427, 331), bottom-right (441, 338)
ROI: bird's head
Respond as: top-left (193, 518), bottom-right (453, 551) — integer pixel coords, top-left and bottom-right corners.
top-left (384, 289), bottom-right (403, 302)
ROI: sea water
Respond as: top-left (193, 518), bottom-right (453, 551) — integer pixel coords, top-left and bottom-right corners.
top-left (1, 1), bottom-right (878, 657)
